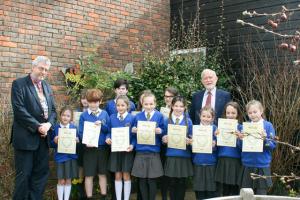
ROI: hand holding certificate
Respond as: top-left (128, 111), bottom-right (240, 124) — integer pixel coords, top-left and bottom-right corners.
top-left (160, 107), bottom-right (170, 118)
top-left (217, 118), bottom-right (238, 147)
top-left (137, 121), bottom-right (156, 145)
top-left (192, 125), bottom-right (213, 153)
top-left (82, 121), bottom-right (101, 147)
top-left (57, 128), bottom-right (77, 154)
top-left (111, 127), bottom-right (130, 152)
top-left (167, 124), bottom-right (187, 150)
top-left (242, 122), bottom-right (264, 152)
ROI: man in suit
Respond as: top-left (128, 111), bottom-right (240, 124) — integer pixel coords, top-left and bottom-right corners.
top-left (189, 69), bottom-right (231, 125)
top-left (11, 56), bottom-right (57, 200)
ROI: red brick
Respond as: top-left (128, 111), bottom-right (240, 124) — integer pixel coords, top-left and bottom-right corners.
top-left (1, 41), bottom-right (17, 47)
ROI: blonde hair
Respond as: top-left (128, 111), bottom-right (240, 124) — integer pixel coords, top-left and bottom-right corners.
top-left (142, 92), bottom-right (156, 104)
top-left (116, 95), bottom-right (130, 111)
top-left (246, 100), bottom-right (265, 118)
top-left (199, 106), bottom-right (215, 123)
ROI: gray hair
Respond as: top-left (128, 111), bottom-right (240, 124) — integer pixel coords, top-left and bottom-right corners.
top-left (201, 69), bottom-right (217, 79)
top-left (32, 56), bottom-right (51, 67)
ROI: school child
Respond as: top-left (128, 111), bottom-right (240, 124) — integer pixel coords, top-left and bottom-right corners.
top-left (238, 100), bottom-right (276, 195)
top-left (105, 95), bottom-right (135, 200)
top-left (131, 92), bottom-right (165, 200)
top-left (215, 101), bottom-right (243, 196)
top-left (50, 106), bottom-right (79, 200)
top-left (105, 79), bottom-right (136, 116)
top-left (136, 89), bottom-right (152, 112)
top-left (78, 89), bottom-right (110, 200)
top-left (162, 96), bottom-right (193, 200)
top-left (192, 106), bottom-right (218, 200)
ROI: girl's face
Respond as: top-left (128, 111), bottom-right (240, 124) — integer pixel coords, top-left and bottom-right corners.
top-left (116, 99), bottom-right (128, 115)
top-left (172, 101), bottom-right (185, 117)
top-left (143, 96), bottom-right (156, 113)
top-left (247, 105), bottom-right (263, 122)
top-left (200, 110), bottom-right (213, 125)
top-left (81, 98), bottom-right (88, 108)
top-left (225, 105), bottom-right (238, 119)
top-left (88, 101), bottom-right (100, 111)
top-left (61, 110), bottom-right (72, 125)
top-left (164, 91), bottom-right (174, 107)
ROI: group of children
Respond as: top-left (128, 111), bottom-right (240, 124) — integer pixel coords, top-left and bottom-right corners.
top-left (50, 79), bottom-right (276, 200)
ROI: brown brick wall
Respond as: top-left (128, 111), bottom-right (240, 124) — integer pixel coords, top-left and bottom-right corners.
top-left (0, 0), bottom-right (170, 105)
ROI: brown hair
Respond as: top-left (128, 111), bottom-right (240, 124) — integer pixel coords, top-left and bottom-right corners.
top-left (165, 86), bottom-right (179, 97)
top-left (116, 95), bottom-right (130, 111)
top-left (222, 101), bottom-right (243, 123)
top-left (59, 106), bottom-right (73, 121)
top-left (199, 106), bottom-right (215, 123)
top-left (86, 89), bottom-right (103, 102)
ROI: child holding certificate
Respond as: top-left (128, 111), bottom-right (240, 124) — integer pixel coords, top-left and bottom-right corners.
top-left (238, 100), bottom-right (276, 195)
top-left (105, 79), bottom-right (136, 116)
top-left (131, 92), bottom-right (165, 200)
top-left (162, 96), bottom-right (193, 200)
top-left (215, 102), bottom-right (243, 196)
top-left (78, 89), bottom-right (110, 200)
top-left (50, 106), bottom-right (79, 200)
top-left (105, 95), bottom-right (135, 200)
top-left (192, 106), bottom-right (218, 200)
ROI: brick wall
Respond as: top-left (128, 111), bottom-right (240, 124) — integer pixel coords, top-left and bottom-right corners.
top-left (0, 0), bottom-right (170, 105)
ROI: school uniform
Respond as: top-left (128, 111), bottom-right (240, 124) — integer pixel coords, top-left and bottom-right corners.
top-left (131, 110), bottom-right (164, 200)
top-left (107, 112), bottom-right (135, 173)
top-left (163, 114), bottom-right (193, 200)
top-left (215, 124), bottom-right (242, 196)
top-left (238, 119), bottom-right (276, 195)
top-left (50, 123), bottom-right (79, 179)
top-left (192, 124), bottom-right (218, 200)
top-left (105, 99), bottom-right (136, 116)
top-left (78, 108), bottom-right (110, 176)
top-left (75, 108), bottom-right (87, 168)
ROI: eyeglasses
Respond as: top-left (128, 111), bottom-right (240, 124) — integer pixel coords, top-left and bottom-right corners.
top-left (164, 95), bottom-right (174, 98)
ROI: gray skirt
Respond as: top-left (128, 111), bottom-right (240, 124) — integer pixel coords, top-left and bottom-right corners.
top-left (57, 159), bottom-right (78, 179)
top-left (83, 146), bottom-right (109, 176)
top-left (215, 157), bottom-right (241, 185)
top-left (164, 157), bottom-right (193, 178)
top-left (239, 166), bottom-right (272, 189)
top-left (108, 151), bottom-right (134, 173)
top-left (193, 165), bottom-right (216, 191)
top-left (131, 152), bottom-right (164, 178)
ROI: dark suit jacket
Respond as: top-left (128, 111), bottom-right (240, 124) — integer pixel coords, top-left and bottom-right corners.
top-left (189, 89), bottom-right (231, 125)
top-left (11, 74), bottom-right (57, 150)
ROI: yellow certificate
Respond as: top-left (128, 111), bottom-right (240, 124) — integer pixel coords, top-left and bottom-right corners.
top-left (168, 124), bottom-right (187, 150)
top-left (217, 118), bottom-right (238, 147)
top-left (57, 128), bottom-right (77, 154)
top-left (131, 111), bottom-right (140, 116)
top-left (160, 107), bottom-right (170, 118)
top-left (73, 111), bottom-right (82, 127)
top-left (111, 127), bottom-right (130, 152)
top-left (242, 122), bottom-right (264, 152)
top-left (82, 121), bottom-right (101, 147)
top-left (137, 121), bottom-right (156, 145)
top-left (192, 125), bottom-right (213, 153)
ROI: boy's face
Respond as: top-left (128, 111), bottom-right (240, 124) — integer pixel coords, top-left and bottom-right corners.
top-left (88, 101), bottom-right (100, 111)
top-left (115, 85), bottom-right (128, 97)
top-left (143, 96), bottom-right (156, 113)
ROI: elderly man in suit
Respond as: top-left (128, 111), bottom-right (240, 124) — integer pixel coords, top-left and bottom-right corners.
top-left (190, 69), bottom-right (231, 125)
top-left (11, 56), bottom-right (57, 200)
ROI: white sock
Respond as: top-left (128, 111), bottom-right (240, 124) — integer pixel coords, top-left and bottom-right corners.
top-left (115, 180), bottom-right (123, 200)
top-left (57, 184), bottom-right (64, 200)
top-left (124, 180), bottom-right (131, 200)
top-left (64, 184), bottom-right (72, 200)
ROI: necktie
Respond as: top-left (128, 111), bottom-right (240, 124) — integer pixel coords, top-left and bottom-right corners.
top-left (175, 118), bottom-right (180, 125)
top-left (119, 114), bottom-right (124, 121)
top-left (92, 111), bottom-right (99, 116)
top-left (205, 91), bottom-right (212, 107)
top-left (146, 113), bottom-right (151, 121)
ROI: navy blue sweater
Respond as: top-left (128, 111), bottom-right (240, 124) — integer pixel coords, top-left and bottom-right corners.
top-left (50, 123), bottom-right (79, 163)
top-left (105, 99), bottom-right (136, 116)
top-left (78, 110), bottom-right (110, 147)
top-left (133, 110), bottom-right (164, 153)
top-left (238, 120), bottom-right (276, 168)
top-left (192, 125), bottom-right (218, 166)
top-left (163, 117), bottom-right (192, 158)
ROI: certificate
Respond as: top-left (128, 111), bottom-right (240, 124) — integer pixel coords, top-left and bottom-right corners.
top-left (242, 122), bottom-right (264, 152)
top-left (73, 111), bottom-right (82, 127)
top-left (167, 124), bottom-right (187, 150)
top-left (137, 121), bottom-right (156, 145)
top-left (160, 107), bottom-right (170, 118)
top-left (111, 127), bottom-right (130, 152)
top-left (131, 111), bottom-right (140, 116)
top-left (57, 128), bottom-right (77, 154)
top-left (217, 118), bottom-right (238, 147)
top-left (82, 121), bottom-right (101, 147)
top-left (192, 125), bottom-right (213, 153)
